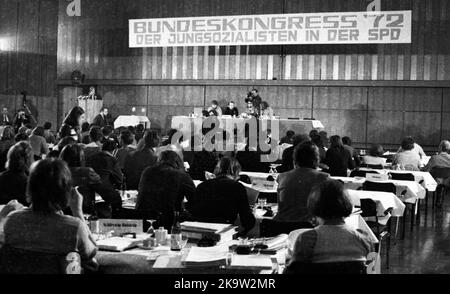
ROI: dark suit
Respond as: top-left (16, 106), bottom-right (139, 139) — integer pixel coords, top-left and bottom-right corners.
top-left (274, 167), bottom-right (329, 222)
top-left (92, 114), bottom-right (113, 128)
top-left (187, 176), bottom-right (256, 233)
top-left (123, 148), bottom-right (158, 190)
top-left (86, 152), bottom-right (123, 190)
top-left (224, 107), bottom-right (239, 117)
top-left (324, 147), bottom-right (355, 177)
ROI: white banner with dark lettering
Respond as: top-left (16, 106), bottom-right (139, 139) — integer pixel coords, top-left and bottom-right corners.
top-left (129, 11), bottom-right (411, 48)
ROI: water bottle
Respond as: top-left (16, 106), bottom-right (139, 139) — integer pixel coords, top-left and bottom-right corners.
top-left (170, 211), bottom-right (182, 251)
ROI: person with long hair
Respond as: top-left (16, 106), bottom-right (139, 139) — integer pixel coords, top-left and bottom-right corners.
top-left (323, 135), bottom-right (355, 176)
top-left (187, 157), bottom-right (256, 234)
top-left (0, 126), bottom-right (16, 173)
top-left (136, 150), bottom-right (195, 229)
top-left (59, 106), bottom-right (85, 142)
top-left (0, 142), bottom-right (34, 206)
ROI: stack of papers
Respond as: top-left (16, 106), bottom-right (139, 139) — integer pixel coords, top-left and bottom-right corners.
top-left (181, 222), bottom-right (232, 233)
top-left (182, 245), bottom-right (229, 267)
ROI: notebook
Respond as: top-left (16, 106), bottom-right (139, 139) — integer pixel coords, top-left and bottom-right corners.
top-left (229, 255), bottom-right (273, 270)
top-left (182, 245), bottom-right (229, 267)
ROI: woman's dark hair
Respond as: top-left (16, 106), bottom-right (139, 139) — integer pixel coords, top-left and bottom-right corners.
top-left (27, 159), bottom-right (73, 214)
top-left (369, 144), bottom-right (384, 157)
top-left (59, 143), bottom-right (85, 167)
top-left (311, 134), bottom-right (323, 148)
top-left (81, 122), bottom-right (90, 133)
top-left (102, 139), bottom-right (118, 152)
top-left (307, 180), bottom-right (353, 220)
top-left (136, 124), bottom-right (144, 132)
top-left (214, 157), bottom-right (241, 179)
top-left (292, 134), bottom-right (311, 147)
top-left (158, 150), bottom-right (184, 170)
top-left (43, 122), bottom-right (52, 130)
top-left (293, 141), bottom-right (320, 169)
top-left (6, 141), bottom-right (33, 172)
top-left (309, 129), bottom-right (319, 138)
top-left (211, 100), bottom-right (218, 106)
top-left (57, 136), bottom-right (77, 151)
top-left (32, 126), bottom-right (45, 137)
top-left (286, 130), bottom-right (295, 138)
top-left (144, 130), bottom-right (160, 149)
top-left (89, 126), bottom-right (103, 142)
top-left (120, 130), bottom-right (134, 146)
top-left (15, 133), bottom-right (29, 142)
top-left (1, 126), bottom-right (15, 141)
top-left (329, 135), bottom-right (344, 149)
top-left (63, 106), bottom-right (85, 127)
top-left (342, 136), bottom-right (352, 146)
top-left (401, 136), bottom-right (415, 151)
top-left (102, 126), bottom-right (113, 137)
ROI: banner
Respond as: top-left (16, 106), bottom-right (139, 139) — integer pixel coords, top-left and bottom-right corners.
top-left (129, 11), bottom-right (411, 48)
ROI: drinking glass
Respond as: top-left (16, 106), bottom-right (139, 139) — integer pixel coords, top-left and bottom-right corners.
top-left (258, 198), bottom-right (267, 209)
top-left (177, 235), bottom-right (189, 255)
top-left (146, 220), bottom-right (157, 236)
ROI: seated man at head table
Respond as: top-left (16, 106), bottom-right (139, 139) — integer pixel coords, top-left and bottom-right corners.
top-left (285, 180), bottom-right (373, 273)
top-left (274, 141), bottom-right (329, 223)
top-left (422, 140), bottom-right (450, 172)
top-left (207, 100), bottom-right (222, 117)
top-left (223, 101), bottom-right (239, 117)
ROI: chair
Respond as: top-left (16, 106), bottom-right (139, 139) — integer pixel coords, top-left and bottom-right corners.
top-left (284, 260), bottom-right (367, 274)
top-left (350, 170), bottom-right (379, 178)
top-left (367, 164), bottom-right (384, 170)
top-left (260, 219), bottom-right (313, 238)
top-left (429, 167), bottom-right (450, 208)
top-left (0, 245), bottom-right (82, 274)
top-left (359, 198), bottom-right (392, 269)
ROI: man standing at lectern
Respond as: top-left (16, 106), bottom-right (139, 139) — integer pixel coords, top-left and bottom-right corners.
top-left (92, 107), bottom-right (113, 128)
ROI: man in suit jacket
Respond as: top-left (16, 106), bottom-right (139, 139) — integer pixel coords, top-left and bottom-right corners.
top-left (86, 140), bottom-right (123, 190)
top-left (274, 141), bottom-right (329, 223)
top-left (1, 108), bottom-right (12, 126)
top-left (92, 107), bottom-right (113, 128)
top-left (280, 134), bottom-right (311, 173)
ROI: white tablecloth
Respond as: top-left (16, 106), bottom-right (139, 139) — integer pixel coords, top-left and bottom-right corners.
top-left (114, 115), bottom-right (151, 129)
top-left (347, 190), bottom-right (406, 217)
top-left (357, 168), bottom-right (437, 192)
top-left (331, 177), bottom-right (426, 204)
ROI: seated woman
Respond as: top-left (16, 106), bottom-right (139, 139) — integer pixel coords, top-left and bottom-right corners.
top-left (323, 135), bottom-right (355, 176)
top-left (423, 140), bottom-right (450, 172)
top-left (393, 137), bottom-right (421, 170)
top-left (0, 142), bottom-right (34, 206)
top-left (1, 159), bottom-right (97, 272)
top-left (136, 150), bottom-right (195, 229)
top-left (362, 144), bottom-right (387, 166)
top-left (60, 144), bottom-right (122, 218)
top-left (187, 157), bottom-right (256, 234)
top-left (286, 180), bottom-right (373, 273)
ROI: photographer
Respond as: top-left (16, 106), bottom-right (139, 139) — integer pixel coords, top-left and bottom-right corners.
top-left (13, 105), bottom-right (36, 134)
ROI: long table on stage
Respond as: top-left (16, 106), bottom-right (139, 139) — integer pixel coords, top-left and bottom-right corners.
top-left (171, 116), bottom-right (324, 136)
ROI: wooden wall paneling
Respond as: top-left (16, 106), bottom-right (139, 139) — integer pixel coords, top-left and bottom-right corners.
top-left (442, 88), bottom-right (450, 112)
top-left (368, 87), bottom-right (404, 111)
top-left (403, 88), bottom-right (442, 112)
top-left (367, 111), bottom-right (404, 144)
top-left (313, 87), bottom-right (366, 110)
top-left (205, 85), bottom-right (249, 111)
top-left (403, 112), bottom-right (442, 146)
top-left (313, 109), bottom-right (367, 142)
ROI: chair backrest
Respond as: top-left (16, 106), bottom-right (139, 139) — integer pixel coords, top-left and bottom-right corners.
top-left (359, 198), bottom-right (378, 217)
top-left (350, 170), bottom-right (378, 178)
top-left (0, 245), bottom-right (82, 274)
top-left (429, 167), bottom-right (450, 180)
top-left (260, 219), bottom-right (313, 237)
top-left (362, 181), bottom-right (396, 194)
top-left (284, 260), bottom-right (367, 274)
top-left (389, 173), bottom-right (415, 181)
top-left (366, 164), bottom-right (383, 170)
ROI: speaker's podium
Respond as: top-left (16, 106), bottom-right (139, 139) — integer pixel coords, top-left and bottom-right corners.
top-left (114, 115), bottom-right (151, 129)
top-left (78, 96), bottom-right (103, 124)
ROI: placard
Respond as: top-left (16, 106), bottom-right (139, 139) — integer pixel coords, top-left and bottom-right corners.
top-left (98, 219), bottom-right (143, 235)
top-left (129, 10), bottom-right (412, 48)
top-left (366, 173), bottom-right (389, 182)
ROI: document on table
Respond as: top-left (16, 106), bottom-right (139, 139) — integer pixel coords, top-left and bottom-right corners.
top-left (230, 255), bottom-right (273, 269)
top-left (182, 245), bottom-right (230, 266)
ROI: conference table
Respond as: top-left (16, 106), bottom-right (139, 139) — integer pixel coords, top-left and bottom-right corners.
top-left (171, 116), bottom-right (324, 138)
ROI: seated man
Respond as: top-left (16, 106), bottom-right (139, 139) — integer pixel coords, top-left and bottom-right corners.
top-left (342, 136), bottom-right (361, 168)
top-left (423, 140), bottom-right (450, 172)
top-left (223, 101), bottom-right (239, 117)
top-left (393, 137), bottom-right (421, 170)
top-left (274, 141), bottom-right (329, 223)
top-left (397, 136), bottom-right (426, 159)
top-left (207, 100), bottom-right (223, 117)
top-left (280, 134), bottom-right (311, 172)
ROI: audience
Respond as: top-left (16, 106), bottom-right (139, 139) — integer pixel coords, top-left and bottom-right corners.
top-left (80, 122), bottom-right (91, 145)
top-left (0, 126), bottom-right (16, 173)
top-left (157, 129), bottom-right (184, 161)
top-left (60, 144), bottom-right (121, 218)
top-left (311, 133), bottom-right (327, 162)
top-left (84, 126), bottom-right (103, 160)
top-left (0, 142), bottom-right (34, 206)
top-left (423, 140), bottom-right (450, 172)
top-left (124, 130), bottom-right (159, 190)
top-left (286, 180), bottom-right (372, 271)
top-left (188, 157), bottom-right (256, 234)
top-left (281, 134), bottom-right (311, 172)
top-left (362, 144), bottom-right (387, 166)
top-left (342, 136), bottom-right (360, 168)
top-left (186, 135), bottom-right (219, 181)
top-left (275, 141), bottom-right (329, 223)
top-left (134, 124), bottom-right (145, 143)
top-left (14, 133), bottom-right (29, 142)
top-left (323, 135), bottom-right (355, 176)
top-left (114, 130), bottom-right (136, 170)
top-left (86, 140), bottom-right (123, 191)
top-left (1, 159), bottom-right (98, 272)
top-left (393, 137), bottom-right (421, 170)
top-left (280, 130), bottom-right (295, 145)
top-left (43, 122), bottom-right (56, 144)
top-left (136, 150), bottom-right (195, 229)
top-left (29, 126), bottom-right (49, 160)
top-left (397, 136), bottom-right (425, 159)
